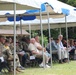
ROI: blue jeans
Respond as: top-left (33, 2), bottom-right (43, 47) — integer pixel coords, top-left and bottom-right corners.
top-left (22, 53), bottom-right (29, 67)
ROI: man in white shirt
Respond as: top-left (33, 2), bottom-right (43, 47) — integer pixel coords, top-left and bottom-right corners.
top-left (58, 34), bottom-right (68, 63)
top-left (28, 38), bottom-right (50, 68)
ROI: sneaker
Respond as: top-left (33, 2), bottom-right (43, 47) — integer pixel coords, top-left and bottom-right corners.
top-left (39, 63), bottom-right (44, 68)
top-left (16, 68), bottom-right (24, 73)
top-left (19, 66), bottom-right (25, 70)
top-left (45, 64), bottom-right (50, 68)
top-left (59, 60), bottom-right (64, 64)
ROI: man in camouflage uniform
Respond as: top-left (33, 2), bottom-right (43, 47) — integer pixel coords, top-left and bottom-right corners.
top-left (16, 37), bottom-right (30, 67)
top-left (0, 35), bottom-right (14, 73)
top-left (0, 35), bottom-right (7, 73)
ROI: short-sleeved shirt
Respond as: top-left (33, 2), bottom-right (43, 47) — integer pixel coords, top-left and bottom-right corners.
top-left (0, 42), bottom-right (4, 57)
top-left (28, 43), bottom-right (39, 53)
top-left (34, 42), bottom-right (42, 48)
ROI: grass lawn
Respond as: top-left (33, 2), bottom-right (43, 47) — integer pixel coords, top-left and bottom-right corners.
top-left (3, 60), bottom-right (76, 75)
top-left (18, 60), bottom-right (76, 75)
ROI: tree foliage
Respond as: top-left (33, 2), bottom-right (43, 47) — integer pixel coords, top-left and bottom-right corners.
top-left (58, 0), bottom-right (76, 7)
top-left (67, 0), bottom-right (76, 7)
top-left (58, 0), bottom-right (67, 3)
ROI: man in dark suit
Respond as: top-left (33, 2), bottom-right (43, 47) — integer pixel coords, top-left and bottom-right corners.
top-left (46, 38), bottom-right (58, 53)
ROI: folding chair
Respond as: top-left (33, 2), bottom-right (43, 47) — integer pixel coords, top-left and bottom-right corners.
top-left (29, 55), bottom-right (43, 67)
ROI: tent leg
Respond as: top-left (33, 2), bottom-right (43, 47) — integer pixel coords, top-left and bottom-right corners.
top-left (29, 24), bottom-right (31, 39)
top-left (20, 19), bottom-right (22, 35)
top-left (65, 15), bottom-right (69, 63)
top-left (59, 27), bottom-right (61, 35)
top-left (14, 3), bottom-right (16, 75)
top-left (46, 4), bottom-right (52, 68)
top-left (40, 9), bottom-right (45, 68)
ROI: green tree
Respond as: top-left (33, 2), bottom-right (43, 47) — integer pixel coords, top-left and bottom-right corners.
top-left (58, 0), bottom-right (67, 3)
top-left (58, 0), bottom-right (76, 7)
top-left (67, 0), bottom-right (76, 7)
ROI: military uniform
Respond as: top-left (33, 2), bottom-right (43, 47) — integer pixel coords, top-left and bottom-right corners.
top-left (21, 41), bottom-right (32, 55)
top-left (0, 42), bottom-right (4, 57)
top-left (9, 42), bottom-right (22, 68)
top-left (0, 42), bottom-right (4, 72)
top-left (16, 41), bottom-right (30, 67)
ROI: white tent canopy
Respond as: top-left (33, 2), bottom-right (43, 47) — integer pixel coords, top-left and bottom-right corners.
top-left (0, 0), bottom-right (40, 10)
top-left (0, 0), bottom-right (76, 18)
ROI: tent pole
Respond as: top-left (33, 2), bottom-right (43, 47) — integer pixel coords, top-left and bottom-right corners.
top-left (14, 3), bottom-right (16, 75)
top-left (65, 15), bottom-right (69, 63)
top-left (46, 4), bottom-right (52, 67)
top-left (29, 23), bottom-right (31, 39)
top-left (59, 27), bottom-right (61, 35)
top-left (20, 19), bottom-right (22, 35)
top-left (40, 9), bottom-right (45, 68)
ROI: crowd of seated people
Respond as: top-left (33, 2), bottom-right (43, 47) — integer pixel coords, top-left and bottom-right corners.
top-left (46, 34), bottom-right (76, 64)
top-left (46, 35), bottom-right (68, 63)
top-left (0, 35), bottom-right (51, 74)
top-left (0, 35), bottom-right (27, 74)
top-left (0, 34), bottom-right (76, 74)
top-left (0, 35), bottom-right (33, 74)
top-left (62, 39), bottom-right (76, 60)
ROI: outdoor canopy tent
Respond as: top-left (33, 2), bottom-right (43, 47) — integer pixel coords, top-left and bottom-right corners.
top-left (0, 0), bottom-right (76, 68)
top-left (0, 13), bottom-right (76, 68)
